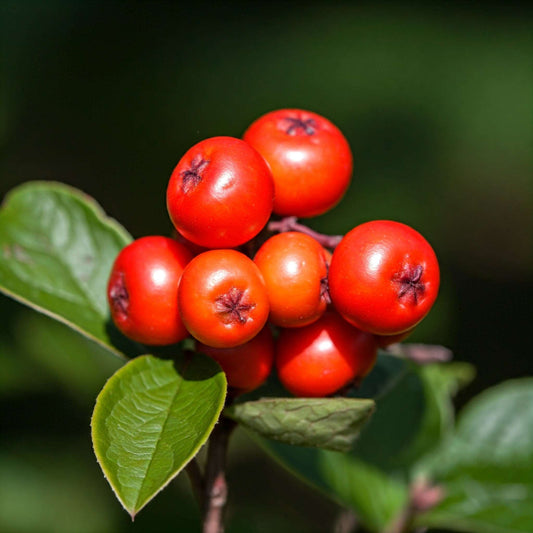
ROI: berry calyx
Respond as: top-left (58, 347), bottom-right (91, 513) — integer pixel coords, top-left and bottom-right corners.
top-left (243, 109), bottom-right (353, 218)
top-left (178, 249), bottom-right (269, 348)
top-left (393, 264), bottom-right (425, 304)
top-left (215, 287), bottom-right (255, 325)
top-left (329, 220), bottom-right (440, 335)
top-left (107, 236), bottom-right (193, 345)
top-left (167, 136), bottom-right (274, 248)
top-left (180, 154), bottom-right (210, 194)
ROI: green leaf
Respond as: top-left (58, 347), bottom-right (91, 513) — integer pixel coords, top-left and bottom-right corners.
top-left (0, 181), bottom-right (138, 358)
top-left (91, 353), bottom-right (226, 517)
top-left (353, 350), bottom-right (409, 400)
top-left (225, 397), bottom-right (375, 452)
top-left (320, 452), bottom-right (409, 531)
top-left (351, 355), bottom-right (474, 474)
top-left (350, 356), bottom-right (427, 472)
top-left (12, 310), bottom-right (124, 400)
top-left (417, 378), bottom-right (533, 533)
top-left (257, 440), bottom-right (408, 532)
top-left (399, 362), bottom-right (475, 468)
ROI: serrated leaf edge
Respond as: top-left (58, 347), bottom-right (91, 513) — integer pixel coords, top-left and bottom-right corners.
top-left (91, 354), bottom-right (227, 518)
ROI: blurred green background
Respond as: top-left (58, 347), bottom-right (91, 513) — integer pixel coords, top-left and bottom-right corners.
top-left (1, 2), bottom-right (532, 532)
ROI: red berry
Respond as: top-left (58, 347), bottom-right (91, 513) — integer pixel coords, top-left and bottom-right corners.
top-left (243, 109), bottom-right (353, 217)
top-left (329, 220), bottom-right (440, 335)
top-left (254, 231), bottom-right (329, 327)
top-left (178, 249), bottom-right (269, 348)
top-left (107, 236), bottom-right (193, 345)
top-left (196, 326), bottom-right (274, 394)
top-left (276, 311), bottom-right (378, 397)
top-left (167, 136), bottom-right (274, 248)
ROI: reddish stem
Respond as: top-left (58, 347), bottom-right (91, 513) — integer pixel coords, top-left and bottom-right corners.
top-left (384, 478), bottom-right (444, 533)
top-left (202, 416), bottom-right (236, 533)
top-left (268, 216), bottom-right (343, 249)
top-left (386, 343), bottom-right (453, 364)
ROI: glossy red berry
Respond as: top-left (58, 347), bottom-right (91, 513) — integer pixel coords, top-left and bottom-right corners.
top-left (196, 326), bottom-right (274, 394)
top-left (253, 231), bottom-right (329, 327)
top-left (167, 136), bottom-right (274, 248)
top-left (243, 109), bottom-right (353, 217)
top-left (107, 236), bottom-right (193, 345)
top-left (178, 249), bottom-right (269, 348)
top-left (276, 311), bottom-right (378, 397)
top-left (329, 220), bottom-right (440, 335)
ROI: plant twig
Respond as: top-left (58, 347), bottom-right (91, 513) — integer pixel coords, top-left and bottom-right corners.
top-left (334, 508), bottom-right (359, 533)
top-left (202, 416), bottom-right (236, 533)
top-left (385, 478), bottom-right (444, 533)
top-left (386, 343), bottom-right (453, 365)
top-left (268, 216), bottom-right (343, 249)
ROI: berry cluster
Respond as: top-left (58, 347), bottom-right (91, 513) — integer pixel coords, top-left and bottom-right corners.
top-left (107, 109), bottom-right (440, 397)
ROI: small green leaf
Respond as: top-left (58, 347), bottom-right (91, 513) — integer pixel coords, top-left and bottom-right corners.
top-left (417, 378), bottom-right (533, 533)
top-left (226, 397), bottom-right (375, 452)
top-left (351, 357), bottom-right (426, 472)
top-left (91, 353), bottom-right (226, 517)
top-left (0, 181), bottom-right (138, 358)
top-left (320, 453), bottom-right (408, 531)
top-left (399, 361), bottom-right (475, 467)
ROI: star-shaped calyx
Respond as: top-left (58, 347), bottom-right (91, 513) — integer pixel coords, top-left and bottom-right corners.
top-left (283, 116), bottom-right (318, 136)
top-left (180, 154), bottom-right (210, 194)
top-left (393, 264), bottom-right (425, 305)
top-left (109, 272), bottom-right (129, 319)
top-left (215, 287), bottom-right (255, 325)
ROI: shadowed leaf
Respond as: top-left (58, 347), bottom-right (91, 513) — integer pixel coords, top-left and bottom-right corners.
top-left (226, 397), bottom-right (375, 452)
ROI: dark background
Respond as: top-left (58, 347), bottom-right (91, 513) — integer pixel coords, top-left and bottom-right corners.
top-left (1, 2), bottom-right (532, 532)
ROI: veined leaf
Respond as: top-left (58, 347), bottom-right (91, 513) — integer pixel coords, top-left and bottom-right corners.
top-left (0, 181), bottom-right (138, 358)
top-left (226, 397), bottom-right (375, 452)
top-left (91, 353), bottom-right (226, 517)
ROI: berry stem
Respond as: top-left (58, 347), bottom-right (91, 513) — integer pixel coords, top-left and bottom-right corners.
top-left (202, 415), bottom-right (236, 533)
top-left (268, 216), bottom-right (343, 249)
top-left (384, 478), bottom-right (444, 533)
top-left (386, 343), bottom-right (453, 364)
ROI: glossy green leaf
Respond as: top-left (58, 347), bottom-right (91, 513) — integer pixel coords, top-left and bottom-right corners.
top-left (226, 397), bottom-right (375, 452)
top-left (0, 181), bottom-right (138, 358)
top-left (91, 353), bottom-right (226, 517)
top-left (417, 378), bottom-right (533, 533)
